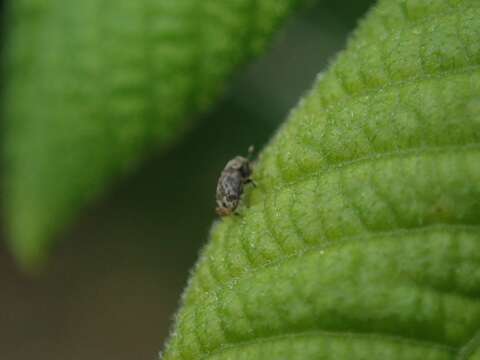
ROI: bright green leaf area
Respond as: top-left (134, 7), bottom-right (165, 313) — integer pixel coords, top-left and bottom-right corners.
top-left (2, 0), bottom-right (304, 269)
top-left (162, 0), bottom-right (480, 359)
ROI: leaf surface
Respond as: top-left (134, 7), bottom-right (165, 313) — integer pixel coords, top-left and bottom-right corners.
top-left (2, 0), bottom-right (304, 268)
top-left (162, 0), bottom-right (480, 358)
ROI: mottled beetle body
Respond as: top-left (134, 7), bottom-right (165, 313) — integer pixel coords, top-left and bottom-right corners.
top-left (216, 153), bottom-right (254, 216)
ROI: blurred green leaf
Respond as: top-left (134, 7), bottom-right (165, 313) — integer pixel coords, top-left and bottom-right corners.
top-left (2, 0), bottom-right (305, 269)
top-left (162, 0), bottom-right (480, 358)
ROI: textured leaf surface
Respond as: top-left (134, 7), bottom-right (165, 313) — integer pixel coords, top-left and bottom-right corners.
top-left (162, 0), bottom-right (480, 358)
top-left (2, 0), bottom-right (304, 267)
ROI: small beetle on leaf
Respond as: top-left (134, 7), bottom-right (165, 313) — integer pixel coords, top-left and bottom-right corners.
top-left (216, 147), bottom-right (255, 216)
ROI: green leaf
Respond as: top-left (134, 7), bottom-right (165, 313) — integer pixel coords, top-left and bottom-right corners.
top-left (162, 0), bottom-right (480, 358)
top-left (2, 0), bottom-right (305, 269)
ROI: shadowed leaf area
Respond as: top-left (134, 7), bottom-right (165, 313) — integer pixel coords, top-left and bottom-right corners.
top-left (162, 0), bottom-right (480, 359)
top-left (2, 0), bottom-right (305, 269)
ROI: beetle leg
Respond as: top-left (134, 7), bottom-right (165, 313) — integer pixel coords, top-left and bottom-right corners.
top-left (245, 178), bottom-right (257, 187)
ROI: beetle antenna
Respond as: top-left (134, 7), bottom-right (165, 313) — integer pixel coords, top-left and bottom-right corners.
top-left (247, 145), bottom-right (255, 160)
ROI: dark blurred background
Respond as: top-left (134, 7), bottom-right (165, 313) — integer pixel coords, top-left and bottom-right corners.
top-left (0, 2), bottom-right (372, 359)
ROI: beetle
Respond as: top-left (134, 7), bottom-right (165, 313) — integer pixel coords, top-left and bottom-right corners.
top-left (216, 147), bottom-right (255, 216)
